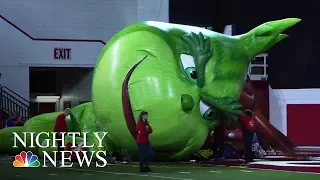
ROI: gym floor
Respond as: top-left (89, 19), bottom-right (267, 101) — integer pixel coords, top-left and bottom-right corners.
top-left (0, 154), bottom-right (319, 180)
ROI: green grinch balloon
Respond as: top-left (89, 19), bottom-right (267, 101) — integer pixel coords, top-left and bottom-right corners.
top-left (0, 18), bottom-right (300, 160)
top-left (92, 18), bottom-right (301, 159)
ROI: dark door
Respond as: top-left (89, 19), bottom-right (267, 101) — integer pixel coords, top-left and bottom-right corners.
top-left (39, 103), bottom-right (56, 114)
top-left (63, 101), bottom-right (71, 109)
top-left (30, 103), bottom-right (39, 117)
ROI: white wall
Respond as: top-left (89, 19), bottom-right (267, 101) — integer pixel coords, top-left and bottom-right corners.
top-left (1, 0), bottom-right (137, 41)
top-left (0, 19), bottom-right (103, 67)
top-left (223, 25), bottom-right (233, 35)
top-left (0, 0), bottom-right (168, 100)
top-left (269, 87), bottom-right (287, 136)
top-left (138, 0), bottom-right (169, 22)
top-left (269, 87), bottom-right (320, 136)
top-left (0, 66), bottom-right (29, 101)
top-left (280, 89), bottom-right (320, 104)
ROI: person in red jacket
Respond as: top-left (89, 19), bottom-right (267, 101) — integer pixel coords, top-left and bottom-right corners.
top-left (239, 109), bottom-right (256, 162)
top-left (53, 108), bottom-right (71, 154)
top-left (136, 111), bottom-right (153, 172)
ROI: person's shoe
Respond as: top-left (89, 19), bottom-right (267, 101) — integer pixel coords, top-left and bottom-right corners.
top-left (140, 168), bottom-right (148, 173)
top-left (146, 167), bottom-right (153, 172)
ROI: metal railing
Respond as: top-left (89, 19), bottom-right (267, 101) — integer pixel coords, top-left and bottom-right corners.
top-left (248, 53), bottom-right (268, 80)
top-left (0, 85), bottom-right (30, 122)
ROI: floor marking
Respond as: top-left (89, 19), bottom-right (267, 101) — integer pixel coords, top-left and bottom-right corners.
top-left (48, 173), bottom-right (58, 176)
top-left (179, 172), bottom-right (190, 174)
top-left (251, 161), bottom-right (320, 167)
top-left (307, 157), bottom-right (320, 161)
top-left (250, 167), bottom-right (320, 175)
top-left (70, 168), bottom-right (193, 180)
top-left (150, 172), bottom-right (159, 174)
top-left (230, 165), bottom-right (248, 168)
top-left (209, 171), bottom-right (221, 173)
top-left (0, 157), bottom-right (12, 161)
top-left (240, 170), bottom-right (252, 173)
top-left (225, 164), bottom-right (320, 175)
top-left (82, 173), bottom-right (92, 175)
top-left (128, 165), bottom-right (207, 169)
top-left (264, 156), bottom-right (287, 158)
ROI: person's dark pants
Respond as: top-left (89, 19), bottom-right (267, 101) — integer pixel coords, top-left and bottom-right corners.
top-left (243, 130), bottom-right (254, 162)
top-left (137, 142), bottom-right (153, 170)
top-left (212, 135), bottom-right (224, 158)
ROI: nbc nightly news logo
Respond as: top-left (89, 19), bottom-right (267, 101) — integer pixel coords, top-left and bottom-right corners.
top-left (13, 151), bottom-right (40, 167)
top-left (12, 132), bottom-right (109, 168)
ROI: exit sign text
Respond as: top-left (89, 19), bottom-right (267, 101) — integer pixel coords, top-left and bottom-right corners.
top-left (54, 48), bottom-right (71, 60)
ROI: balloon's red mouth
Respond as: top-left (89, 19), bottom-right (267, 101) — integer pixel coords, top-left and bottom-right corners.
top-left (120, 56), bottom-right (190, 155)
top-left (121, 56), bottom-right (147, 140)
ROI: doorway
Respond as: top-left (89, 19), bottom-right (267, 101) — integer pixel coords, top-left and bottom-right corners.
top-left (63, 101), bottom-right (71, 109)
top-left (39, 103), bottom-right (56, 114)
top-left (30, 102), bottom-right (57, 116)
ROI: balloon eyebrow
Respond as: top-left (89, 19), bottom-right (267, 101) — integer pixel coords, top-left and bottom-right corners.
top-left (182, 32), bottom-right (213, 87)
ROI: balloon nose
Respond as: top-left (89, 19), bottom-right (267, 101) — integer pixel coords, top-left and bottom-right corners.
top-left (181, 94), bottom-right (194, 112)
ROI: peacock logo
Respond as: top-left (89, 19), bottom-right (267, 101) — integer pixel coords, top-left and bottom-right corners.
top-left (13, 151), bottom-right (40, 167)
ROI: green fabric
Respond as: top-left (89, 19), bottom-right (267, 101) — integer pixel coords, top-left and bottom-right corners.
top-left (0, 19), bottom-right (300, 160)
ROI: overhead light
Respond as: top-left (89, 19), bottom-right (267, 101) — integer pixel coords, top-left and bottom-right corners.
top-left (36, 96), bottom-right (60, 99)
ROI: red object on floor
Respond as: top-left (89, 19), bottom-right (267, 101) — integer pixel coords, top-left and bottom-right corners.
top-left (287, 104), bottom-right (320, 146)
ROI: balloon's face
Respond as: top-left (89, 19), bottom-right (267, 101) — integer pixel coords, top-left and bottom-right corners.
top-left (121, 28), bottom-right (243, 156)
top-left (123, 38), bottom-right (209, 155)
top-left (95, 27), bottom-right (245, 157)
top-left (93, 19), bottom-right (301, 157)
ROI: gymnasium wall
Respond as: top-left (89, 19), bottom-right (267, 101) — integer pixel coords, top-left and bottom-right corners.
top-left (269, 88), bottom-right (320, 146)
top-left (0, 0), bottom-right (169, 100)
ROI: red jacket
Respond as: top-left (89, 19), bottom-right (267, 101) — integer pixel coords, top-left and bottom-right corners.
top-left (136, 121), bottom-right (152, 143)
top-left (54, 113), bottom-right (68, 132)
top-left (239, 115), bottom-right (256, 131)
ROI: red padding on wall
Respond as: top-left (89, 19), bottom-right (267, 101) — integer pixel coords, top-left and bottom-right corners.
top-left (287, 104), bottom-right (320, 146)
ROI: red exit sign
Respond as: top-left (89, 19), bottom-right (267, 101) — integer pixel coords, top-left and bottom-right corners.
top-left (54, 48), bottom-right (71, 60)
